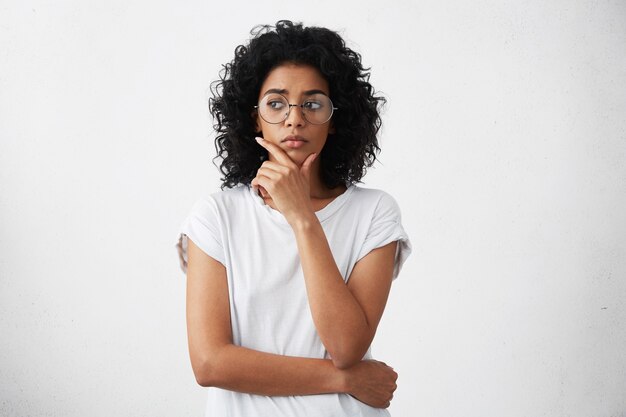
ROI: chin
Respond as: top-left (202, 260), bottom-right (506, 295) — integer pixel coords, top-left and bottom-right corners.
top-left (285, 150), bottom-right (308, 165)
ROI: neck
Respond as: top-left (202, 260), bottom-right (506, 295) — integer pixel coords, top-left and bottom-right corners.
top-left (307, 160), bottom-right (346, 199)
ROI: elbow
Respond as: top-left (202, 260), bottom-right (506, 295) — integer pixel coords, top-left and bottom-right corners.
top-left (326, 326), bottom-right (375, 370)
top-left (190, 344), bottom-right (233, 387)
top-left (191, 356), bottom-right (219, 387)
top-left (332, 358), bottom-right (361, 370)
top-left (330, 350), bottom-right (365, 370)
top-left (328, 336), bottom-right (371, 370)
top-left (194, 372), bottom-right (213, 388)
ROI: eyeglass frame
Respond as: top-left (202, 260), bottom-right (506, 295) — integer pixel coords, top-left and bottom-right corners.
top-left (253, 92), bottom-right (338, 125)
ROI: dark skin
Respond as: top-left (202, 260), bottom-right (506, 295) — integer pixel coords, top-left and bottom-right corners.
top-left (186, 62), bottom-right (398, 408)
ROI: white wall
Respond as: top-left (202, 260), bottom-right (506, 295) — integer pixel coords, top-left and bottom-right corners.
top-left (1, 1), bottom-right (625, 416)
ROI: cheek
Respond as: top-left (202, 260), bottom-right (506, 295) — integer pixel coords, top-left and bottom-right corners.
top-left (313, 128), bottom-right (330, 149)
top-left (257, 122), bottom-right (281, 142)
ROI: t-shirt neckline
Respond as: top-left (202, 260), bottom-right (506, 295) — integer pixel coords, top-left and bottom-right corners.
top-left (247, 184), bottom-right (355, 225)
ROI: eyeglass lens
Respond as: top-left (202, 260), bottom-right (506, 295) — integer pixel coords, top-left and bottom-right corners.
top-left (258, 93), bottom-right (333, 125)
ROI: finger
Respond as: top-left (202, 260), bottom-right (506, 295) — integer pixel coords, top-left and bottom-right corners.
top-left (300, 152), bottom-right (318, 182)
top-left (251, 177), bottom-right (268, 195)
top-left (260, 160), bottom-right (290, 174)
top-left (251, 181), bottom-right (268, 198)
top-left (253, 175), bottom-right (273, 195)
top-left (256, 167), bottom-right (283, 183)
top-left (255, 137), bottom-right (295, 167)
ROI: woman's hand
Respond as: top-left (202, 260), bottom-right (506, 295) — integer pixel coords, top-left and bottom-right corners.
top-left (251, 137), bottom-right (318, 225)
top-left (341, 360), bottom-right (398, 408)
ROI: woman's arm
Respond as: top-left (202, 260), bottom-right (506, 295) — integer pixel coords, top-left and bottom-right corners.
top-left (186, 238), bottom-right (397, 406)
top-left (251, 138), bottom-right (398, 369)
top-left (292, 222), bottom-right (397, 369)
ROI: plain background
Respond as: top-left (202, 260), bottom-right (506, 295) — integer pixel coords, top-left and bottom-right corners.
top-left (1, 1), bottom-right (625, 416)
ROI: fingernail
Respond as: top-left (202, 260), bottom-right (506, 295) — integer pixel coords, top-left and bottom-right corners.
top-left (255, 136), bottom-right (264, 143)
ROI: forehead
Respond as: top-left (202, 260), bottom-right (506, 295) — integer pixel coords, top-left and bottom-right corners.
top-left (259, 63), bottom-right (329, 98)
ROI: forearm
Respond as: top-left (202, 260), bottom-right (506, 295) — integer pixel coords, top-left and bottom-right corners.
top-left (290, 216), bottom-right (372, 368)
top-left (197, 343), bottom-right (346, 396)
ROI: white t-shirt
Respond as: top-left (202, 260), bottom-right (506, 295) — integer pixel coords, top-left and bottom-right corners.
top-left (177, 184), bottom-right (412, 417)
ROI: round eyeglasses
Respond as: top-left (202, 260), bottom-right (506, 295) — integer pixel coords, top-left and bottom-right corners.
top-left (254, 93), bottom-right (338, 125)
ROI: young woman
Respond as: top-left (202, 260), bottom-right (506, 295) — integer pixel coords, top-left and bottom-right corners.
top-left (176, 20), bottom-right (412, 417)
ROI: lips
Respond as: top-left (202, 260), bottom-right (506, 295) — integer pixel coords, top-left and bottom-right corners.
top-left (282, 135), bottom-right (307, 143)
top-left (282, 135), bottom-right (307, 149)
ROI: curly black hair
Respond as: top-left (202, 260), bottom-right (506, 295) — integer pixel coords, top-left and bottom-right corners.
top-left (209, 20), bottom-right (386, 189)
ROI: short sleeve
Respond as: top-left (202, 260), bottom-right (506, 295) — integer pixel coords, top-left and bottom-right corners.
top-left (356, 192), bottom-right (412, 280)
top-left (175, 197), bottom-right (225, 274)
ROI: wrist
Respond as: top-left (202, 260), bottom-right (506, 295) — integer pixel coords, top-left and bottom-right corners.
top-left (287, 211), bottom-right (319, 231)
top-left (334, 366), bottom-right (351, 394)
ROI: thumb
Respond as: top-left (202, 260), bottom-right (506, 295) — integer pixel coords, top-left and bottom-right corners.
top-left (300, 152), bottom-right (318, 180)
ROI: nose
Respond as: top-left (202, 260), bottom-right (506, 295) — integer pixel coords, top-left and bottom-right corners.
top-left (284, 104), bottom-right (306, 127)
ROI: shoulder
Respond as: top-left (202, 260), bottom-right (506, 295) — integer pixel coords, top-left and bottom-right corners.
top-left (193, 185), bottom-right (249, 209)
top-left (208, 184), bottom-right (249, 203)
top-left (187, 185), bottom-right (250, 221)
top-left (349, 185), bottom-right (395, 201)
top-left (349, 185), bottom-right (402, 218)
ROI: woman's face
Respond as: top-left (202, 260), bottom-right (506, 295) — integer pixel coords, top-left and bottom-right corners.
top-left (255, 62), bottom-right (334, 166)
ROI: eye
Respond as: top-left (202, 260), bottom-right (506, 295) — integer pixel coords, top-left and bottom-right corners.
top-left (303, 100), bottom-right (323, 111)
top-left (267, 100), bottom-right (286, 110)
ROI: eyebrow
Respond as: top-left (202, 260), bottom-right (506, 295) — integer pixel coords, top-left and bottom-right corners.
top-left (262, 88), bottom-right (328, 96)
